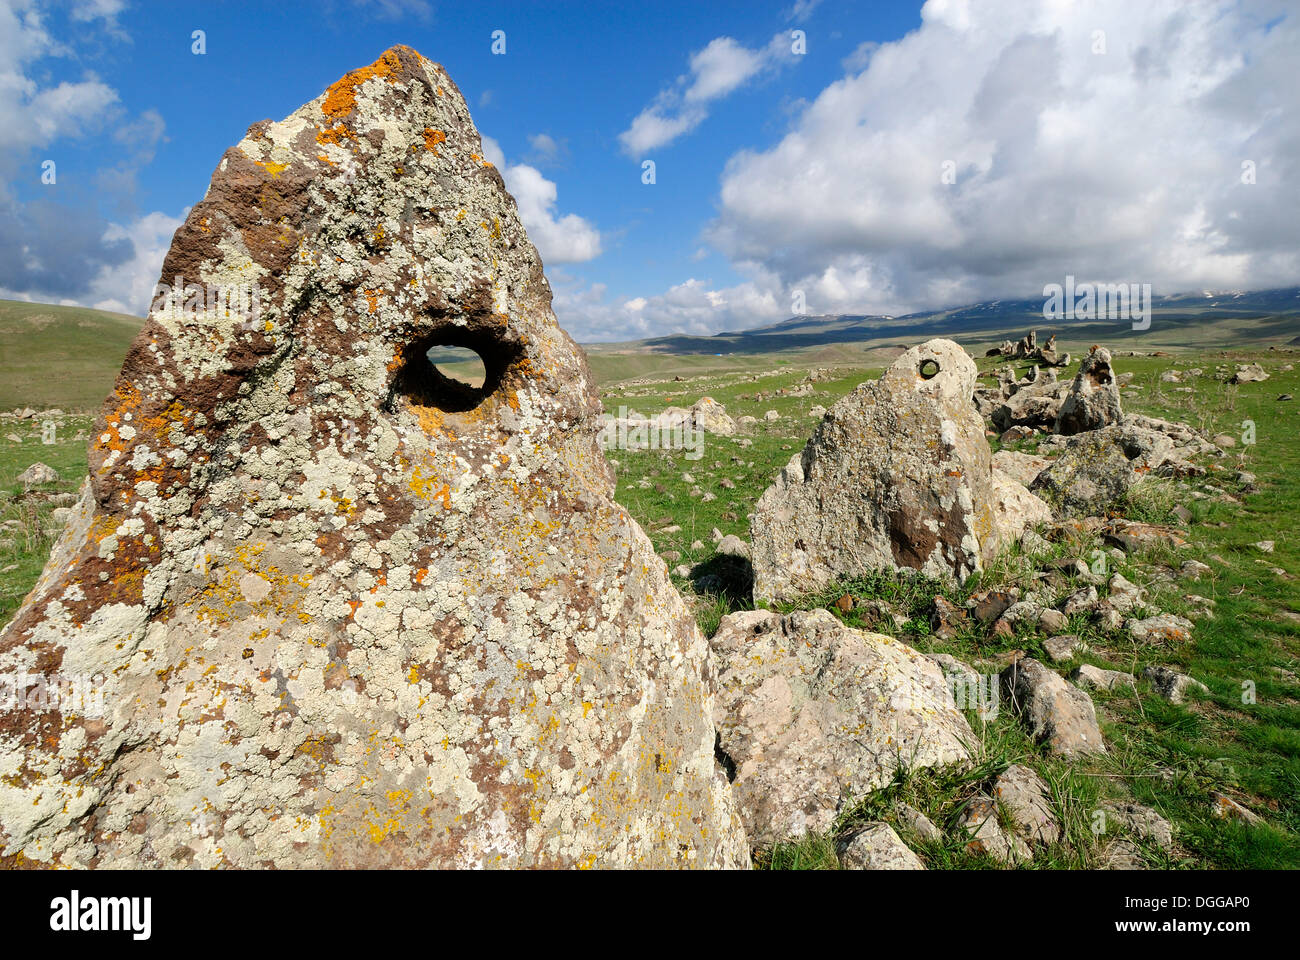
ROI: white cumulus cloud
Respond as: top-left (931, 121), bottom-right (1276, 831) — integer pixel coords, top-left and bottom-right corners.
top-left (618, 34), bottom-right (799, 156)
top-left (87, 210), bottom-right (185, 315)
top-left (702, 0), bottom-right (1300, 317)
top-left (481, 135), bottom-right (602, 264)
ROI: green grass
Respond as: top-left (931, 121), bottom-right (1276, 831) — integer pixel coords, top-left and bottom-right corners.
top-left (0, 299), bottom-right (141, 411)
top-left (0, 413), bottom-right (94, 620)
top-left (596, 346), bottom-right (1300, 870)
top-left (2, 298), bottom-right (1298, 870)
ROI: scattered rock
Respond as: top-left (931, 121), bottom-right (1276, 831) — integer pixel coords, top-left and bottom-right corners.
top-left (1099, 800), bottom-right (1174, 849)
top-left (1230, 363), bottom-right (1269, 384)
top-left (711, 609), bottom-right (973, 846)
top-left (1104, 521), bottom-right (1188, 552)
top-left (715, 534), bottom-right (751, 560)
top-left (931, 595), bottom-right (969, 640)
top-left (1143, 665), bottom-right (1208, 703)
top-left (1044, 634), bottom-right (1086, 662)
top-left (1056, 347), bottom-right (1123, 435)
top-left (1183, 594), bottom-right (1215, 618)
top-left (1038, 608), bottom-right (1069, 634)
top-left (837, 823), bottom-right (926, 870)
top-left (1001, 657), bottom-right (1107, 756)
top-left (991, 377), bottom-right (1071, 433)
top-left (1127, 614), bottom-right (1195, 645)
top-left (1070, 664), bottom-right (1135, 692)
top-left (893, 802), bottom-right (943, 843)
top-left (1106, 573), bottom-right (1146, 613)
top-left (1208, 792), bottom-right (1263, 826)
top-left (969, 589), bottom-right (1015, 624)
top-left (751, 339), bottom-right (1034, 601)
top-left (991, 764), bottom-right (1061, 847)
top-left (1099, 839), bottom-right (1147, 869)
top-left (1094, 601), bottom-right (1125, 632)
top-left (16, 462), bottom-right (59, 487)
top-left (1061, 585), bottom-right (1099, 616)
top-left (691, 397), bottom-right (737, 435)
top-left (1017, 529), bottom-right (1050, 558)
top-left (959, 796), bottom-right (1030, 863)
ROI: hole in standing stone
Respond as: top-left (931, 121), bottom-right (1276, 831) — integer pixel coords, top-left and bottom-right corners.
top-left (919, 358), bottom-right (940, 380)
top-left (386, 329), bottom-right (521, 415)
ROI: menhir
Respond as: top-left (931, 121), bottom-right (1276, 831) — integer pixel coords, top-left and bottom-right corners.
top-left (0, 47), bottom-right (749, 869)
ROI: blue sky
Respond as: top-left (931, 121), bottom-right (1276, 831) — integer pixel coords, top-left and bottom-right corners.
top-left (2, 0), bottom-right (1296, 341)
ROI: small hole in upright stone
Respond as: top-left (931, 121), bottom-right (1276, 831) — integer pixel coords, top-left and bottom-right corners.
top-left (387, 329), bottom-right (519, 415)
top-left (919, 358), bottom-right (940, 380)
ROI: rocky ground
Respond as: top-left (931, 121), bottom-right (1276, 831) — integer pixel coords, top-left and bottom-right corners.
top-left (596, 342), bottom-right (1300, 869)
top-left (2, 342), bottom-right (1298, 869)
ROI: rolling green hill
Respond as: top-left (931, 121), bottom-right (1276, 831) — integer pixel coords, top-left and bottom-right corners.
top-left (5, 287), bottom-right (1300, 411)
top-left (584, 287), bottom-right (1300, 368)
top-left (2, 291), bottom-right (1299, 869)
top-left (0, 299), bottom-right (142, 411)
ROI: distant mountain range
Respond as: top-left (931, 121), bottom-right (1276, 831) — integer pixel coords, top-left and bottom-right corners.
top-left (5, 286), bottom-right (1299, 411)
top-left (583, 286), bottom-right (1300, 356)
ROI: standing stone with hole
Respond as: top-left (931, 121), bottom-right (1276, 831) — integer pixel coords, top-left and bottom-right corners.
top-left (0, 47), bottom-right (749, 869)
top-left (750, 338), bottom-right (1050, 602)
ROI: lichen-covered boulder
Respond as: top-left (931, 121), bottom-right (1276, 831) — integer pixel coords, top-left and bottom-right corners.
top-left (1056, 346), bottom-right (1122, 435)
top-left (710, 609), bottom-right (974, 848)
top-left (990, 376), bottom-right (1071, 433)
top-left (0, 47), bottom-right (748, 869)
top-left (1030, 422), bottom-right (1175, 517)
top-left (751, 339), bottom-right (1038, 602)
top-left (988, 469), bottom-right (1054, 545)
top-left (1001, 658), bottom-right (1106, 757)
top-left (690, 397), bottom-right (737, 436)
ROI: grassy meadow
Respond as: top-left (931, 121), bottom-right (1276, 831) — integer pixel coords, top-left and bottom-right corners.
top-left (2, 300), bottom-right (1298, 869)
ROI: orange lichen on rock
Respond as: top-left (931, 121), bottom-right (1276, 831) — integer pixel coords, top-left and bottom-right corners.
top-left (94, 383), bottom-right (145, 456)
top-left (422, 128), bottom-right (446, 154)
top-left (316, 124), bottom-right (352, 147)
top-left (386, 343), bottom-right (406, 374)
top-left (139, 400), bottom-right (192, 443)
top-left (322, 49), bottom-right (403, 119)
